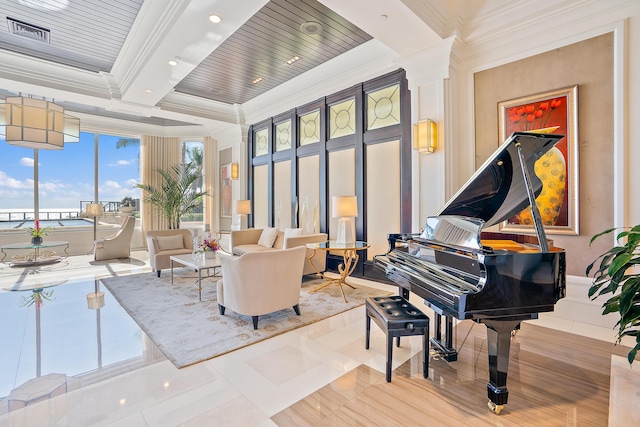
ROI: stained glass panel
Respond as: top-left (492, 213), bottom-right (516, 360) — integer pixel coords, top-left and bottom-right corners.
top-left (366, 84), bottom-right (400, 130)
top-left (275, 120), bottom-right (292, 152)
top-left (254, 128), bottom-right (268, 156)
top-left (329, 98), bottom-right (355, 139)
top-left (299, 110), bottom-right (320, 146)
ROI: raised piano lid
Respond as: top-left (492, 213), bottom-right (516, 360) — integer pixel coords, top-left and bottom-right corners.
top-left (436, 132), bottom-right (564, 228)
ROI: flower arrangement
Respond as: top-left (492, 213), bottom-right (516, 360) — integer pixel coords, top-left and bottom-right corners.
top-left (508, 97), bottom-right (563, 131)
top-left (196, 235), bottom-right (220, 252)
top-left (27, 219), bottom-right (53, 238)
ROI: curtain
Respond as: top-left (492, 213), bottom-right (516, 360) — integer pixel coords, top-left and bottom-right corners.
top-left (140, 135), bottom-right (181, 237)
top-left (203, 136), bottom-right (218, 233)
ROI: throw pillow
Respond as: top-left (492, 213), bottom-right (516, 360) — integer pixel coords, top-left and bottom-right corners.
top-left (284, 228), bottom-right (304, 239)
top-left (257, 227), bottom-right (278, 248)
top-left (156, 234), bottom-right (184, 250)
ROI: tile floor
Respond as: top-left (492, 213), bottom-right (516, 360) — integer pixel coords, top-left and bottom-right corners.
top-left (0, 250), bottom-right (635, 426)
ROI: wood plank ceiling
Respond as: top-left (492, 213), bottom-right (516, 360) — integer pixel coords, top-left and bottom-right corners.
top-left (0, 0), bottom-right (371, 108)
top-left (174, 0), bottom-right (372, 104)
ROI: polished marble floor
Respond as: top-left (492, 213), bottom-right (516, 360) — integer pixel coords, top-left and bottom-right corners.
top-left (0, 251), bottom-right (637, 426)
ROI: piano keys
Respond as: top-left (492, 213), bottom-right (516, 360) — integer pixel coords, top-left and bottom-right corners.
top-left (374, 132), bottom-right (566, 414)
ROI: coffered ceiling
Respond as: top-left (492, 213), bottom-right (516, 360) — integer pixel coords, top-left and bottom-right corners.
top-left (0, 0), bottom-right (538, 133)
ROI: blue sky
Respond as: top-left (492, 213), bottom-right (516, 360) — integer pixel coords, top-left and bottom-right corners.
top-left (0, 132), bottom-right (140, 210)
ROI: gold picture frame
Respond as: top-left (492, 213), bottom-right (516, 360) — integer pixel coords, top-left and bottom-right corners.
top-left (498, 85), bottom-right (579, 235)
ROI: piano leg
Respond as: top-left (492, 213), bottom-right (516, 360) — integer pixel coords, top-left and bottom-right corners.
top-left (430, 314), bottom-right (458, 362)
top-left (482, 319), bottom-right (521, 415)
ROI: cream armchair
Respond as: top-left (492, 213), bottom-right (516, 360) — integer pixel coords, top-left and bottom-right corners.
top-left (94, 215), bottom-right (136, 261)
top-left (146, 229), bottom-right (193, 277)
top-left (216, 246), bottom-right (307, 329)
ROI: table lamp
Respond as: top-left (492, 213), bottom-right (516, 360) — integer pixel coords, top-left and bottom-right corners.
top-left (332, 196), bottom-right (358, 244)
top-left (234, 200), bottom-right (251, 229)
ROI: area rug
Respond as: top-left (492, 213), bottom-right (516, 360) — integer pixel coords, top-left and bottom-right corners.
top-left (101, 272), bottom-right (390, 368)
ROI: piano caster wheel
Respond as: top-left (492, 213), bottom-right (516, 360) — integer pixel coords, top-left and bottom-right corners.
top-left (488, 401), bottom-right (504, 415)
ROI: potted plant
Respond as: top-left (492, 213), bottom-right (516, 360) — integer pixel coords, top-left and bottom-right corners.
top-left (27, 219), bottom-right (53, 245)
top-left (119, 196), bottom-right (136, 214)
top-left (586, 225), bottom-right (640, 364)
top-left (135, 163), bottom-right (207, 229)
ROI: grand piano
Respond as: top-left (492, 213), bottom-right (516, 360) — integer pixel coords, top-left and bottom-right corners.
top-left (374, 132), bottom-right (566, 414)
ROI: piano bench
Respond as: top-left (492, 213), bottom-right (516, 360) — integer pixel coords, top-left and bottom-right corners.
top-left (365, 296), bottom-right (430, 382)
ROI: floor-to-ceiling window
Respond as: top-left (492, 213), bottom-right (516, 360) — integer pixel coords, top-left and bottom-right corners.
top-left (180, 140), bottom-right (204, 229)
top-left (0, 131), bottom-right (140, 226)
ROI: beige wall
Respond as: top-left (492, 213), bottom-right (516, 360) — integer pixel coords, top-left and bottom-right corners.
top-left (474, 33), bottom-right (614, 276)
top-left (366, 141), bottom-right (401, 260)
top-left (273, 160), bottom-right (292, 230)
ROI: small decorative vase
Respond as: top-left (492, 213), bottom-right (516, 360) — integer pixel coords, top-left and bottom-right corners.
top-left (31, 236), bottom-right (43, 245)
top-left (205, 251), bottom-right (215, 259)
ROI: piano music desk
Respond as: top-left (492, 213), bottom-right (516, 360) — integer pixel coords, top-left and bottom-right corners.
top-left (306, 241), bottom-right (369, 303)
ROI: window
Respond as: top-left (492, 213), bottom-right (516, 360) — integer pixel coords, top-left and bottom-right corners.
top-left (181, 141), bottom-right (204, 226)
top-left (274, 120), bottom-right (292, 151)
top-left (299, 110), bottom-right (320, 146)
top-left (366, 84), bottom-right (400, 130)
top-left (329, 98), bottom-right (356, 139)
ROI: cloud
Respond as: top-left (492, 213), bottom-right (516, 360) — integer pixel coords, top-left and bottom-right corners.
top-left (108, 159), bottom-right (135, 167)
top-left (104, 180), bottom-right (121, 189)
top-left (19, 157), bottom-right (34, 166)
top-left (0, 170), bottom-right (31, 189)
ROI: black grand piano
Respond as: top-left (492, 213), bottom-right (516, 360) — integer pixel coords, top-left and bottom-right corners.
top-left (374, 132), bottom-right (566, 414)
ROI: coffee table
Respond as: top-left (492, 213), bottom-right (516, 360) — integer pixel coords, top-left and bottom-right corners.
top-left (170, 253), bottom-right (222, 301)
top-left (1, 241), bottom-right (69, 266)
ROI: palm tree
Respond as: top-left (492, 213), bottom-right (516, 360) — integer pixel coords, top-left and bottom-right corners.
top-left (135, 163), bottom-right (207, 229)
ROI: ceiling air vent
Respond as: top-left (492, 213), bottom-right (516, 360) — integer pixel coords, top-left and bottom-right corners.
top-left (6, 17), bottom-right (50, 43)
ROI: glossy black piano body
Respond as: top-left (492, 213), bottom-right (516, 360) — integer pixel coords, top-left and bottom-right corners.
top-left (374, 132), bottom-right (567, 414)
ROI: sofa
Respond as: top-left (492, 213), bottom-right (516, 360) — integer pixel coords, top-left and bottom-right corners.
top-left (216, 246), bottom-right (307, 329)
top-left (230, 228), bottom-right (327, 276)
top-left (146, 229), bottom-right (193, 277)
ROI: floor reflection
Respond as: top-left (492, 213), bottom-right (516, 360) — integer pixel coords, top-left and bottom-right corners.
top-left (0, 277), bottom-right (164, 413)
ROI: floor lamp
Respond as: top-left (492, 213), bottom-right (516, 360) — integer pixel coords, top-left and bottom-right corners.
top-left (86, 203), bottom-right (104, 242)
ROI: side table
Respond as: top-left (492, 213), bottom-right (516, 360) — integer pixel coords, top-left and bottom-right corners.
top-left (306, 240), bottom-right (369, 303)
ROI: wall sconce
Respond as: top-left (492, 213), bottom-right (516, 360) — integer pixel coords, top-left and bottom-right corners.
top-left (231, 163), bottom-right (238, 180)
top-left (413, 119), bottom-right (437, 154)
top-left (332, 195), bottom-right (358, 245)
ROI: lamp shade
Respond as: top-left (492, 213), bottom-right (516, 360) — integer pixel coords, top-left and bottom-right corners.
top-left (413, 119), bottom-right (437, 154)
top-left (234, 200), bottom-right (251, 215)
top-left (332, 196), bottom-right (358, 218)
top-left (86, 203), bottom-right (104, 216)
top-left (86, 292), bottom-right (105, 310)
top-left (0, 96), bottom-right (80, 150)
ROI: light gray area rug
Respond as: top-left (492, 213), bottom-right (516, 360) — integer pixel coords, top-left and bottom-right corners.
top-left (101, 272), bottom-right (390, 368)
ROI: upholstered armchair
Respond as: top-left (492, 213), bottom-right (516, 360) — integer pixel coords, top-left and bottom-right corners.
top-left (216, 246), bottom-right (307, 329)
top-left (94, 215), bottom-right (136, 261)
top-left (146, 229), bottom-right (194, 276)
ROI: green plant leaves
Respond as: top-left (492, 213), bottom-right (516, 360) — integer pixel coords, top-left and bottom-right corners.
top-left (587, 225), bottom-right (640, 365)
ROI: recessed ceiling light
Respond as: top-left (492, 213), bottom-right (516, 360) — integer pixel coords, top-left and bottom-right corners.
top-left (168, 59), bottom-right (178, 66)
top-left (300, 21), bottom-right (322, 35)
top-left (252, 77), bottom-right (264, 85)
top-left (209, 14), bottom-right (222, 24)
top-left (286, 56), bottom-right (301, 65)
top-left (145, 89), bottom-right (153, 93)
